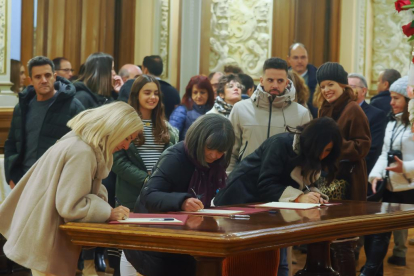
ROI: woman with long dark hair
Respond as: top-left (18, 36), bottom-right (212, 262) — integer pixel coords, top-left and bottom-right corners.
top-left (214, 117), bottom-right (342, 205)
top-left (169, 75), bottom-right (215, 140)
top-left (124, 114), bottom-right (235, 276)
top-left (112, 75), bottom-right (179, 275)
top-left (73, 52), bottom-right (123, 108)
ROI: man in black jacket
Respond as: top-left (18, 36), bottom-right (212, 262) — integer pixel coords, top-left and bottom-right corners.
top-left (142, 55), bottom-right (180, 119)
top-left (370, 69), bottom-right (401, 115)
top-left (287, 43), bottom-right (318, 118)
top-left (348, 73), bottom-right (387, 176)
top-left (4, 56), bottom-right (84, 188)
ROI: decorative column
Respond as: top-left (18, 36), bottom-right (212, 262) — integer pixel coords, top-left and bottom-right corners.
top-left (0, 0), bottom-right (17, 108)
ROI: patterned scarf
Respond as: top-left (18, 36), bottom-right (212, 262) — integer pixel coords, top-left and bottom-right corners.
top-left (184, 143), bottom-right (227, 208)
top-left (213, 96), bottom-right (233, 117)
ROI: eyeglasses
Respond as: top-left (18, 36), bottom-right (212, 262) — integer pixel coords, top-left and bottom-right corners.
top-left (57, 69), bottom-right (74, 73)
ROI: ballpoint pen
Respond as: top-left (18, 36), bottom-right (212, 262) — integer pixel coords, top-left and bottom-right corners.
top-left (149, 218), bottom-right (175, 221)
top-left (230, 215), bottom-right (250, 219)
top-left (114, 197), bottom-right (127, 220)
top-left (190, 188), bottom-right (197, 198)
top-left (304, 184), bottom-right (311, 192)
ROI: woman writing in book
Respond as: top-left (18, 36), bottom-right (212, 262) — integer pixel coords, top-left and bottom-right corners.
top-left (111, 75), bottom-right (178, 275)
top-left (214, 117), bottom-right (342, 206)
top-left (0, 102), bottom-right (142, 276)
top-left (124, 114), bottom-right (237, 276)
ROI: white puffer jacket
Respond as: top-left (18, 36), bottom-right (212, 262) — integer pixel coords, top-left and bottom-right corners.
top-left (369, 113), bottom-right (414, 192)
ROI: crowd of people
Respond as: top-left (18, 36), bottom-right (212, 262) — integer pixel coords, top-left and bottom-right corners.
top-left (2, 42), bottom-right (414, 276)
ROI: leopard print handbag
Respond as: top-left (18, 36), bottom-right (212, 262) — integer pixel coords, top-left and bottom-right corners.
top-left (314, 177), bottom-right (350, 200)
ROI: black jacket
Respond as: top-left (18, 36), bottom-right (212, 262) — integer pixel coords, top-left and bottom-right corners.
top-left (125, 141), bottom-right (197, 276)
top-left (73, 82), bottom-right (115, 109)
top-left (370, 90), bottom-right (392, 116)
top-left (361, 101), bottom-right (387, 174)
top-left (159, 80), bottom-right (180, 120)
top-left (214, 133), bottom-right (299, 206)
top-left (118, 79), bottom-right (134, 103)
top-left (135, 141), bottom-right (194, 213)
top-left (306, 64), bottom-right (318, 118)
top-left (4, 76), bottom-right (85, 184)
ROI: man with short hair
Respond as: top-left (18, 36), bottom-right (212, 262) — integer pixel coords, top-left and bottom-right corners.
top-left (4, 56), bottom-right (84, 188)
top-left (287, 43), bottom-right (318, 118)
top-left (118, 64), bottom-right (142, 83)
top-left (370, 69), bottom-right (401, 115)
top-left (208, 71), bottom-right (224, 98)
top-left (348, 73), bottom-right (387, 175)
top-left (142, 55), bottom-right (180, 119)
top-left (228, 57), bottom-right (311, 276)
top-left (52, 57), bottom-right (74, 80)
top-left (228, 57), bottom-right (311, 172)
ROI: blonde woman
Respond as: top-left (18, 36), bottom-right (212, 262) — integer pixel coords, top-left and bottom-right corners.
top-left (0, 102), bottom-right (143, 276)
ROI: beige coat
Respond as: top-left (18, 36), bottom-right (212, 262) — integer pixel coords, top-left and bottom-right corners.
top-left (227, 82), bottom-right (311, 173)
top-left (0, 132), bottom-right (112, 276)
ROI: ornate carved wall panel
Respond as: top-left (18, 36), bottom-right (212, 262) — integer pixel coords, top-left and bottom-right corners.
top-left (209, 0), bottom-right (273, 80)
top-left (159, 0), bottom-right (170, 79)
top-left (0, 0), bottom-right (7, 74)
top-left (371, 0), bottom-right (412, 85)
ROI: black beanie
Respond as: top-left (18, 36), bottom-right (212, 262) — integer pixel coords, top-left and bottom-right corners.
top-left (316, 62), bottom-right (348, 85)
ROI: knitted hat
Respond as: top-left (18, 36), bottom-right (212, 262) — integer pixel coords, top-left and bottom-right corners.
top-left (389, 76), bottom-right (408, 98)
top-left (316, 62), bottom-right (348, 85)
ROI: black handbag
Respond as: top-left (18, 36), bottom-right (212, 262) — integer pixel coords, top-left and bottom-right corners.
top-left (367, 178), bottom-right (387, 202)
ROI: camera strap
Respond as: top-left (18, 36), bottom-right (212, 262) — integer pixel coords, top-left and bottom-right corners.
top-left (389, 121), bottom-right (406, 151)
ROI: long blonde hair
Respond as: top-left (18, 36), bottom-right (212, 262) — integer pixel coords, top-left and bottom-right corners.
top-left (67, 102), bottom-right (143, 162)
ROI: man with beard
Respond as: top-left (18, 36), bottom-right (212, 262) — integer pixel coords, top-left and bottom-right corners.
top-left (227, 57), bottom-right (311, 276)
top-left (227, 57), bottom-right (311, 173)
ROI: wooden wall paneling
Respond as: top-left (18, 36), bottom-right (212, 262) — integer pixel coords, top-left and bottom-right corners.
top-left (80, 0), bottom-right (101, 62)
top-left (46, 0), bottom-right (65, 59)
top-left (99, 0), bottom-right (115, 56)
top-left (64, 0), bottom-right (82, 74)
top-left (199, 0), bottom-right (212, 76)
top-left (311, 0), bottom-right (327, 67)
top-left (35, 0), bottom-right (49, 57)
top-left (272, 0), bottom-right (296, 60)
top-left (115, 0), bottom-right (136, 71)
top-left (327, 0), bottom-right (341, 62)
top-left (20, 0), bottom-right (34, 86)
top-left (0, 108), bottom-right (13, 154)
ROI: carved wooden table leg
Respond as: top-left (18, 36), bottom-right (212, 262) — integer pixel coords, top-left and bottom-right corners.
top-left (295, 241), bottom-right (340, 276)
top-left (194, 256), bottom-right (224, 276)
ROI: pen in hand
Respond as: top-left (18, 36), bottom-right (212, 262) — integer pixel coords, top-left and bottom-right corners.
top-left (114, 196), bottom-right (128, 220)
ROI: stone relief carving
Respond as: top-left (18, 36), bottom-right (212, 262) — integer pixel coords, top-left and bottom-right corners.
top-left (357, 0), bottom-right (366, 74)
top-left (159, 0), bottom-right (170, 79)
top-left (372, 0), bottom-right (411, 83)
top-left (0, 0), bottom-right (6, 75)
top-left (209, 0), bottom-right (273, 79)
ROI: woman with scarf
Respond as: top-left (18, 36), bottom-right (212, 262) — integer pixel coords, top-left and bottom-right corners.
top-left (169, 75), bottom-right (215, 140)
top-left (123, 114), bottom-right (235, 276)
top-left (360, 76), bottom-right (414, 276)
top-left (207, 74), bottom-right (242, 117)
top-left (316, 62), bottom-right (371, 276)
top-left (316, 62), bottom-right (371, 201)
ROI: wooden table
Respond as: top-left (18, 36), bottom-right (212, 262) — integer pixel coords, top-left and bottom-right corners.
top-left (61, 201), bottom-right (414, 276)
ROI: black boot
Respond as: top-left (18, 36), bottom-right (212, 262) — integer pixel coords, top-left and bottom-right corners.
top-left (360, 232), bottom-right (391, 276)
top-left (95, 249), bottom-right (107, 272)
